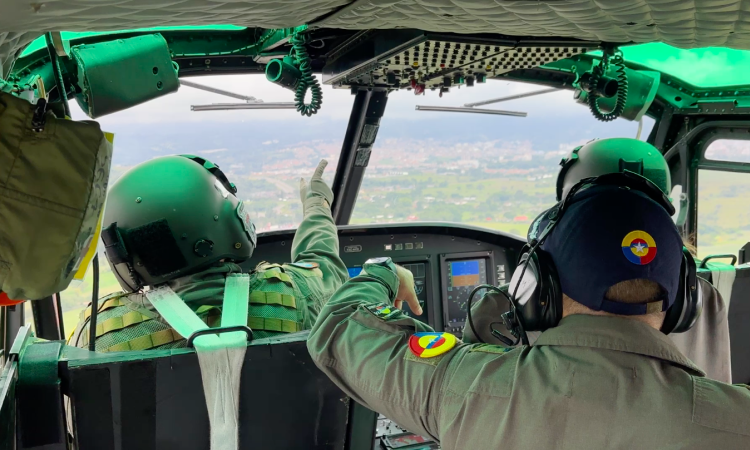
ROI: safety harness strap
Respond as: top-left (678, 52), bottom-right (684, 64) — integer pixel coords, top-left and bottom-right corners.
top-left (146, 274), bottom-right (250, 450)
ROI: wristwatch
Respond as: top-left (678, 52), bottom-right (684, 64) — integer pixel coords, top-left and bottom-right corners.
top-left (362, 257), bottom-right (399, 300)
top-left (364, 256), bottom-right (396, 270)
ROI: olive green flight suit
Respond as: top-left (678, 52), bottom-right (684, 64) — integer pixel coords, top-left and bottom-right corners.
top-left (71, 192), bottom-right (347, 352)
top-left (307, 264), bottom-right (750, 450)
top-left (465, 279), bottom-right (735, 383)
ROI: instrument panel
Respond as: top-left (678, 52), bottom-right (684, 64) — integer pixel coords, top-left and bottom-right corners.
top-left (245, 223), bottom-right (524, 335)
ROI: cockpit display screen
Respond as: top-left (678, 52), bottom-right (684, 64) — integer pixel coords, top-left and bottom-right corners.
top-left (443, 258), bottom-right (489, 331)
top-left (449, 260), bottom-right (484, 287)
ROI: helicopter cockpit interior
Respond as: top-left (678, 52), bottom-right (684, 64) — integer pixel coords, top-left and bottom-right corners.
top-left (1, 1), bottom-right (750, 449)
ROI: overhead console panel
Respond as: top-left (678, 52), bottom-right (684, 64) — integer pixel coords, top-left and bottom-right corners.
top-left (322, 30), bottom-right (596, 92)
top-left (245, 223), bottom-right (524, 335)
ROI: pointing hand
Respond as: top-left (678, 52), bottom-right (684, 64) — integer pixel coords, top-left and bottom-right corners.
top-left (300, 159), bottom-right (334, 208)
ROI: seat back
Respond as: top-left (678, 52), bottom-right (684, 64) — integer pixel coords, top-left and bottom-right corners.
top-left (64, 332), bottom-right (350, 450)
top-left (670, 270), bottom-right (733, 383)
top-left (729, 264), bottom-right (750, 384)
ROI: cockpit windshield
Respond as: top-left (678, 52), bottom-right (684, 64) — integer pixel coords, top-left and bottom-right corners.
top-left (54, 76), bottom-right (653, 329)
top-left (351, 83), bottom-right (652, 236)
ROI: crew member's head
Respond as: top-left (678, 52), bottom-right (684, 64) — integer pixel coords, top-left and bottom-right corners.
top-left (101, 155), bottom-right (256, 292)
top-left (541, 185), bottom-right (684, 329)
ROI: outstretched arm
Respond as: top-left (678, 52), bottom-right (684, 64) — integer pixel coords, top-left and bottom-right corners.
top-left (308, 262), bottom-right (457, 440)
top-left (291, 159), bottom-right (348, 301)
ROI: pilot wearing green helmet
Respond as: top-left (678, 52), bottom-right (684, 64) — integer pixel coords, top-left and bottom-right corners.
top-left (463, 138), bottom-right (731, 382)
top-left (463, 137), bottom-right (676, 342)
top-left (307, 137), bottom-right (749, 449)
top-left (70, 155), bottom-right (347, 352)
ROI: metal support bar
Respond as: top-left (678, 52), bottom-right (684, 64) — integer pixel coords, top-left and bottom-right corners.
top-left (415, 105), bottom-right (527, 117)
top-left (30, 295), bottom-right (64, 341)
top-left (55, 293), bottom-right (65, 338)
top-left (181, 79), bottom-right (258, 102)
top-left (88, 254), bottom-right (100, 352)
top-left (44, 32), bottom-right (70, 117)
top-left (683, 135), bottom-right (699, 245)
top-left (330, 88), bottom-right (389, 225)
top-left (2, 305), bottom-right (25, 362)
top-left (463, 87), bottom-right (557, 107)
top-left (191, 102), bottom-right (296, 111)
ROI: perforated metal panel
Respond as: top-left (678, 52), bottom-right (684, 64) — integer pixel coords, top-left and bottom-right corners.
top-left (324, 34), bottom-right (591, 91)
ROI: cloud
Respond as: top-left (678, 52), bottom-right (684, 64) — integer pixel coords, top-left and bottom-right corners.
top-left (69, 73), bottom-right (651, 165)
top-left (71, 74), bottom-right (356, 126)
top-left (69, 75), bottom-right (593, 128)
top-left (558, 138), bottom-right (594, 152)
top-left (197, 148), bottom-right (228, 154)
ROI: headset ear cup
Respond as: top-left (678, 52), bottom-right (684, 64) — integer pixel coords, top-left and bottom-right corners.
top-left (509, 250), bottom-right (562, 332)
top-left (674, 250), bottom-right (702, 333)
top-left (509, 252), bottom-right (541, 331)
top-left (661, 249), bottom-right (702, 334)
top-left (536, 249), bottom-right (563, 330)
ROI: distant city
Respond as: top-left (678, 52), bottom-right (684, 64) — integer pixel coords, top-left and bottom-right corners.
top-left (50, 103), bottom-right (749, 326)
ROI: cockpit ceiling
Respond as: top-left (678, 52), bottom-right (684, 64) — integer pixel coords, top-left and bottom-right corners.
top-left (3, 0), bottom-right (750, 76)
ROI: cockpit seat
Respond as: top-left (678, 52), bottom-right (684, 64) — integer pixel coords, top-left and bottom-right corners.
top-left (60, 331), bottom-right (349, 450)
top-left (670, 261), bottom-right (736, 384)
top-left (728, 264), bottom-right (750, 384)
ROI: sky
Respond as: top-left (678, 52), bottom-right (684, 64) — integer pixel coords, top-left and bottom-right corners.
top-left (71, 74), bottom-right (650, 138)
top-left (65, 74), bottom-right (656, 177)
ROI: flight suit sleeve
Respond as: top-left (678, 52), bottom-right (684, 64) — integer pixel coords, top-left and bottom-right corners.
top-left (307, 264), bottom-right (468, 441)
top-left (291, 190), bottom-right (348, 297)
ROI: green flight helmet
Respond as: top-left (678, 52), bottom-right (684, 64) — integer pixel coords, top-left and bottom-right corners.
top-left (100, 155), bottom-right (256, 292)
top-left (556, 138), bottom-right (671, 202)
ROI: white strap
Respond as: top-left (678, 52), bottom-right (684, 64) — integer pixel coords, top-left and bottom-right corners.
top-left (146, 274), bottom-right (250, 450)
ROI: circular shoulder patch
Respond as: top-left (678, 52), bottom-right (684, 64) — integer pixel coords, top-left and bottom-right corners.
top-left (408, 332), bottom-right (456, 358)
top-left (621, 230), bottom-right (657, 265)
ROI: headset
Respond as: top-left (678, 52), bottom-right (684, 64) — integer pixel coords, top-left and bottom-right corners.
top-left (494, 171), bottom-right (702, 345)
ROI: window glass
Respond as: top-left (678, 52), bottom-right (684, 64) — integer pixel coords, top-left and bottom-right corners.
top-left (351, 81), bottom-right (654, 237)
top-left (589, 43), bottom-right (750, 88)
top-left (58, 75), bottom-right (353, 333)
top-left (698, 169), bottom-right (750, 260)
top-left (704, 138), bottom-right (750, 163)
top-left (669, 184), bottom-right (684, 224)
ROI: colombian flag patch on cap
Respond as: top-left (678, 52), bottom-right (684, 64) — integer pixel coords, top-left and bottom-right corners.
top-left (408, 332), bottom-right (456, 358)
top-left (622, 230), bottom-right (657, 265)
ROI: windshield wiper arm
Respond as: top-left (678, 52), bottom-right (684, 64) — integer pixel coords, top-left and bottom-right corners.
top-left (415, 105), bottom-right (527, 117)
top-left (191, 102), bottom-right (296, 111)
top-left (181, 79), bottom-right (259, 102)
top-left (463, 87), bottom-right (558, 108)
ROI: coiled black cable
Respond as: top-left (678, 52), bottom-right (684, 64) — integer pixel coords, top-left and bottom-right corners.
top-left (587, 51), bottom-right (628, 122)
top-left (291, 34), bottom-right (323, 117)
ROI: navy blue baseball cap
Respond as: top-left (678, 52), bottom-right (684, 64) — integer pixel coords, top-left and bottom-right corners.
top-left (537, 185), bottom-right (684, 315)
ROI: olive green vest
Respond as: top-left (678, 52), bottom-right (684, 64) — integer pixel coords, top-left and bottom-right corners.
top-left (70, 262), bottom-right (322, 352)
